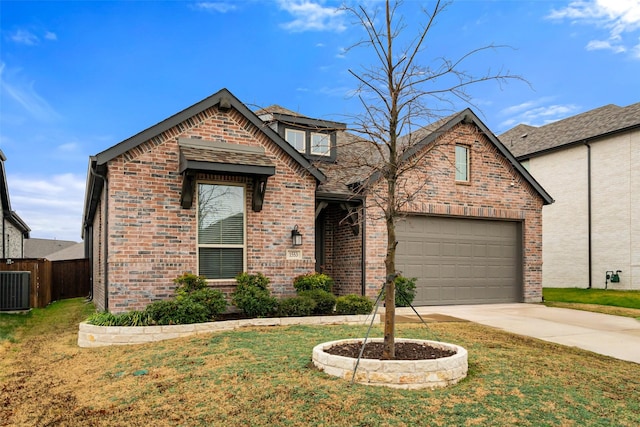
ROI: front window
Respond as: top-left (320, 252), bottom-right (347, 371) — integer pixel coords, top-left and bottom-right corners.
top-left (455, 145), bottom-right (469, 182)
top-left (197, 183), bottom-right (245, 279)
top-left (285, 129), bottom-right (305, 152)
top-left (311, 132), bottom-right (330, 156)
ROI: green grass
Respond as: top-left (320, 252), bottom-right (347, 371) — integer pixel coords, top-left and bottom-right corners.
top-left (543, 288), bottom-right (640, 309)
top-left (1, 299), bottom-right (639, 426)
top-left (0, 298), bottom-right (96, 342)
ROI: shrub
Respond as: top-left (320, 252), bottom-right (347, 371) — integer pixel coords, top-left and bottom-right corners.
top-left (293, 272), bottom-right (334, 293)
top-left (179, 288), bottom-right (227, 319)
top-left (335, 294), bottom-right (374, 315)
top-left (232, 273), bottom-right (278, 317)
top-left (173, 272), bottom-right (209, 295)
top-left (86, 312), bottom-right (120, 326)
top-left (145, 299), bottom-right (209, 325)
top-left (86, 310), bottom-right (152, 326)
top-left (298, 289), bottom-right (337, 315)
top-left (381, 275), bottom-right (417, 307)
top-left (235, 272), bottom-right (271, 291)
top-left (277, 296), bottom-right (316, 317)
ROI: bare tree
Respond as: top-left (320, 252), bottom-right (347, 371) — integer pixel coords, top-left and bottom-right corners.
top-left (344, 0), bottom-right (524, 359)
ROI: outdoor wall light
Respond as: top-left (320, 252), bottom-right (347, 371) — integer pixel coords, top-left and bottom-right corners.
top-left (291, 225), bottom-right (303, 247)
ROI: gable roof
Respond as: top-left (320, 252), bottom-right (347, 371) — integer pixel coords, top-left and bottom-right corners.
top-left (92, 89), bottom-right (325, 182)
top-left (0, 150), bottom-right (30, 237)
top-left (257, 104), bottom-right (347, 131)
top-left (319, 109), bottom-right (553, 205)
top-left (83, 89), bottom-right (326, 233)
top-left (499, 102), bottom-right (640, 159)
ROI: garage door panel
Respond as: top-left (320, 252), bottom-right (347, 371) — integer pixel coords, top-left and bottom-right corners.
top-left (397, 216), bottom-right (522, 306)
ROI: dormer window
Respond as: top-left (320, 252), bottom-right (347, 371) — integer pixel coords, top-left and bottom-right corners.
top-left (285, 129), bottom-right (305, 153)
top-left (311, 133), bottom-right (330, 156)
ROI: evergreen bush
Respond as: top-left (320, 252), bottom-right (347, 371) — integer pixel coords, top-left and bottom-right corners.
top-left (381, 275), bottom-right (417, 307)
top-left (298, 289), bottom-right (336, 315)
top-left (145, 299), bottom-right (209, 325)
top-left (277, 296), bottom-right (316, 317)
top-left (232, 273), bottom-right (278, 317)
top-left (335, 294), bottom-right (374, 315)
top-left (293, 272), bottom-right (334, 293)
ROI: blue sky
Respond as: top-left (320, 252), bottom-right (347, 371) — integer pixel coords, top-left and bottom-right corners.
top-left (1, 0), bottom-right (639, 242)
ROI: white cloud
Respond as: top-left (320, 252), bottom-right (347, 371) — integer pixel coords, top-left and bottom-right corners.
top-left (586, 39), bottom-right (627, 52)
top-left (547, 0), bottom-right (640, 58)
top-left (278, 0), bottom-right (346, 32)
top-left (10, 29), bottom-right (39, 45)
top-left (8, 28), bottom-right (58, 45)
top-left (0, 63), bottom-right (61, 122)
top-left (7, 173), bottom-right (86, 241)
top-left (57, 142), bottom-right (79, 152)
top-left (191, 2), bottom-right (237, 13)
top-left (499, 99), bottom-right (581, 130)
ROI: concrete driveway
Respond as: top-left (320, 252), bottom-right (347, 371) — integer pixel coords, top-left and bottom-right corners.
top-left (395, 303), bottom-right (640, 364)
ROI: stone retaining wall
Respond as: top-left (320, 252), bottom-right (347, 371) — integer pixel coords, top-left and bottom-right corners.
top-left (78, 314), bottom-right (380, 347)
top-left (312, 338), bottom-right (468, 389)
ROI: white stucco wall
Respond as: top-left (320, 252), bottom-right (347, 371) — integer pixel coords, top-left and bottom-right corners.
top-left (527, 129), bottom-right (639, 290)
top-left (529, 145), bottom-right (589, 288)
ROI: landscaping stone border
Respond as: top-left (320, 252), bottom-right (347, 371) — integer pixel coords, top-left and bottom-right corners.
top-left (312, 338), bottom-right (468, 389)
top-left (78, 314), bottom-right (380, 347)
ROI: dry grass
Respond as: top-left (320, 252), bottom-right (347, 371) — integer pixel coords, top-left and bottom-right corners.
top-left (544, 301), bottom-right (640, 319)
top-left (2, 299), bottom-right (639, 426)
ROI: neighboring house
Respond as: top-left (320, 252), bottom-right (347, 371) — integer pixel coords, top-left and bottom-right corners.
top-left (0, 150), bottom-right (30, 258)
top-left (24, 238), bottom-right (79, 259)
top-left (500, 102), bottom-right (639, 290)
top-left (83, 88), bottom-right (552, 313)
top-left (43, 242), bottom-right (85, 261)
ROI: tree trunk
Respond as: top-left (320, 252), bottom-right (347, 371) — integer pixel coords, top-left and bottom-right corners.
top-left (382, 177), bottom-right (397, 359)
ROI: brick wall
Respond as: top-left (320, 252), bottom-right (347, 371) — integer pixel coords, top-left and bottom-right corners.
top-left (363, 122), bottom-right (545, 302)
top-left (100, 106), bottom-right (316, 313)
top-left (322, 203), bottom-right (363, 296)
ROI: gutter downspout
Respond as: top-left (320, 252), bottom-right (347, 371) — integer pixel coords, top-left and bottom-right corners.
top-left (361, 200), bottom-right (367, 296)
top-left (586, 142), bottom-right (592, 289)
top-left (90, 166), bottom-right (109, 311)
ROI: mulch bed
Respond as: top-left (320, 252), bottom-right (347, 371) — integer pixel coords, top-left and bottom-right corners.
top-left (325, 341), bottom-right (457, 360)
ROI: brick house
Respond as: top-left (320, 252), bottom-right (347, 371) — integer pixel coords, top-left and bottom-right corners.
top-left (500, 102), bottom-right (639, 290)
top-left (1, 149), bottom-right (30, 258)
top-left (83, 88), bottom-right (552, 313)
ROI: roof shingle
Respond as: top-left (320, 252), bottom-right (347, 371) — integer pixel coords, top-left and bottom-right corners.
top-left (499, 102), bottom-right (640, 158)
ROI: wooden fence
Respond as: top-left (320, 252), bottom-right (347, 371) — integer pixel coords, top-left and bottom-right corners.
top-left (0, 258), bottom-right (90, 308)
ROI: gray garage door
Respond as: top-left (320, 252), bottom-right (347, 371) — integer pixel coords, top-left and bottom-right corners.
top-left (396, 216), bottom-right (522, 305)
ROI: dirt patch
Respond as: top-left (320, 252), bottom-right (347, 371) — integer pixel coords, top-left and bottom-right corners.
top-left (381, 313), bottom-right (468, 323)
top-left (324, 340), bottom-right (457, 360)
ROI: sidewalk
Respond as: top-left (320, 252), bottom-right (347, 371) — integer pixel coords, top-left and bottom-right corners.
top-left (393, 303), bottom-right (640, 364)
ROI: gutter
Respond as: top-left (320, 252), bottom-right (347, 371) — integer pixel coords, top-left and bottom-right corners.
top-left (586, 142), bottom-right (592, 289)
top-left (361, 200), bottom-right (367, 296)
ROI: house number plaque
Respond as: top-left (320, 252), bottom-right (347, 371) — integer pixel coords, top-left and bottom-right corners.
top-left (286, 249), bottom-right (303, 260)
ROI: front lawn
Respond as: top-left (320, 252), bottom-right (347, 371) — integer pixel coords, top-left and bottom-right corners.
top-left (543, 288), bottom-right (640, 318)
top-left (1, 298), bottom-right (639, 426)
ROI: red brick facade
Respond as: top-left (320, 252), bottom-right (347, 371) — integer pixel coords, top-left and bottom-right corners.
top-left (359, 122), bottom-right (544, 302)
top-left (87, 92), bottom-right (548, 313)
top-left (91, 106), bottom-right (316, 313)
